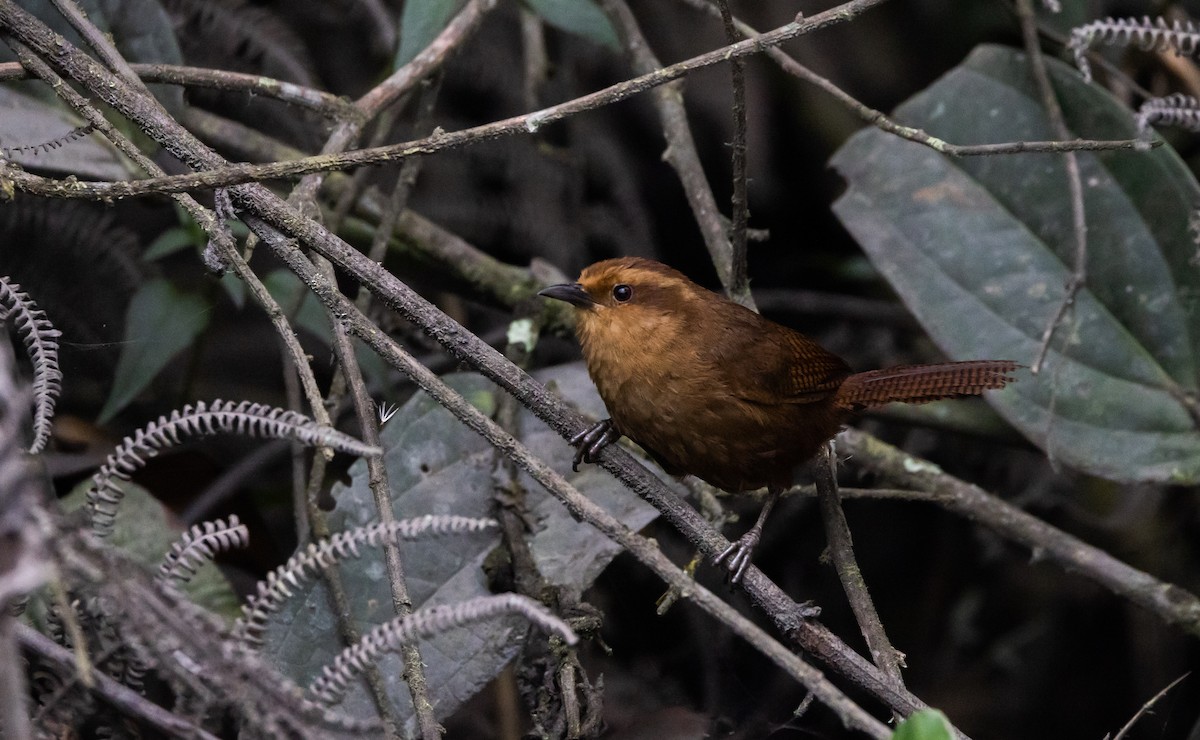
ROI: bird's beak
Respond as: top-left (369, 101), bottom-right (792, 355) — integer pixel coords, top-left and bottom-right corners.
top-left (538, 282), bottom-right (595, 308)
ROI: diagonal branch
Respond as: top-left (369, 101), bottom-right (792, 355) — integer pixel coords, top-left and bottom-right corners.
top-left (814, 445), bottom-right (907, 700)
top-left (600, 0), bottom-right (747, 303)
top-left (1016, 0), bottom-right (1089, 375)
top-left (837, 428), bottom-right (1200, 637)
top-left (3, 0), bottom-right (891, 202)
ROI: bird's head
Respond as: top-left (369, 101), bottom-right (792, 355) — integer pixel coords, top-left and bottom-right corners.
top-left (537, 257), bottom-right (711, 385)
top-left (538, 256), bottom-right (699, 314)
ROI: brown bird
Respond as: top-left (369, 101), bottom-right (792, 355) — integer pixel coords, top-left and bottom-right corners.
top-left (539, 257), bottom-right (1018, 582)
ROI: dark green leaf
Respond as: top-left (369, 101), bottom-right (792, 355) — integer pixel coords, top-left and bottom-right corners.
top-left (395, 0), bottom-right (465, 68)
top-left (831, 44), bottom-right (1200, 484)
top-left (892, 709), bottom-right (954, 740)
top-left (143, 227), bottom-right (198, 261)
top-left (263, 364), bottom-right (665, 730)
top-left (523, 0), bottom-right (619, 49)
top-left (100, 279), bottom-right (209, 423)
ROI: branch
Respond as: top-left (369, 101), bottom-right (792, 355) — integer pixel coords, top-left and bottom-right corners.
top-left (289, 10), bottom-right (489, 736)
top-left (680, 0), bottom-right (1154, 158)
top-left (3, 0), bottom-right (892, 202)
top-left (836, 428), bottom-right (1200, 637)
top-left (716, 0), bottom-right (750, 297)
top-left (3, 32), bottom-right (333, 436)
top-left (600, 0), bottom-right (746, 303)
top-left (1016, 0), bottom-right (1089, 375)
top-left (1109, 672), bottom-right (1190, 740)
top-left (814, 445), bottom-right (907, 699)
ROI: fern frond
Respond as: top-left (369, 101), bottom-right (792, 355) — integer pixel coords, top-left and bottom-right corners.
top-left (0, 124), bottom-right (96, 158)
top-left (1136, 94), bottom-right (1200, 133)
top-left (307, 593), bottom-right (578, 706)
top-left (232, 515), bottom-right (498, 644)
top-left (87, 400), bottom-right (382, 538)
top-left (0, 276), bottom-right (62, 454)
top-left (157, 515), bottom-right (250, 586)
top-left (1070, 16), bottom-right (1200, 82)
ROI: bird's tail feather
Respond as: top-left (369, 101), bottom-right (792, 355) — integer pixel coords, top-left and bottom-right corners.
top-left (834, 360), bottom-right (1019, 410)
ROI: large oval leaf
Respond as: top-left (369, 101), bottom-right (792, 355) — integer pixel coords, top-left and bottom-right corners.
top-left (831, 44), bottom-right (1200, 484)
top-left (262, 363), bottom-right (666, 731)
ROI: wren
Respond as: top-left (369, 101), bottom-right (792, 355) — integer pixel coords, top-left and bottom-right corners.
top-left (539, 257), bottom-right (1018, 582)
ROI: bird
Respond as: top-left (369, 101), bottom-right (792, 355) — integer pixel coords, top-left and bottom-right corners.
top-left (538, 257), bottom-right (1019, 582)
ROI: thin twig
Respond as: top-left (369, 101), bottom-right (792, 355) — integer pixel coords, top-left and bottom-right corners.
top-left (681, 0), bottom-right (1155, 158)
top-left (1109, 672), bottom-right (1190, 740)
top-left (0, 617), bottom-right (31, 740)
top-left (598, 0), bottom-right (745, 303)
top-left (47, 0), bottom-right (144, 91)
top-left (320, 265), bottom-right (418, 739)
top-left (281, 354), bottom-right (311, 542)
top-left (814, 445), bottom-right (907, 700)
top-left (492, 315), bottom-right (598, 735)
top-left (716, 0), bottom-right (750, 297)
top-left (519, 8), bottom-right (549, 111)
top-left (0, 61), bottom-right (354, 115)
top-left (295, 15), bottom-right (484, 740)
top-left (302, 447), bottom-right (405, 734)
top-left (836, 428), bottom-right (1200, 637)
top-left (1015, 0), bottom-right (1089, 374)
top-left (4, 93), bottom-right (1154, 203)
top-left (5, 0), bottom-right (896, 203)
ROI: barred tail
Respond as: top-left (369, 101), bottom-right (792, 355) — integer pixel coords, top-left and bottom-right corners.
top-left (834, 360), bottom-right (1019, 410)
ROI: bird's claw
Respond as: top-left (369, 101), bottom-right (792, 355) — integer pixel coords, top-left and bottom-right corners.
top-left (569, 418), bottom-right (619, 471)
top-left (713, 530), bottom-right (761, 584)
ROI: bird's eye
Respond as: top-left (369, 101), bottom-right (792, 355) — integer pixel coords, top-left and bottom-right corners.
top-left (612, 284), bottom-right (633, 303)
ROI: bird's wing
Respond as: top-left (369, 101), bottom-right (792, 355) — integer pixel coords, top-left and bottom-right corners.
top-left (700, 303), bottom-right (851, 406)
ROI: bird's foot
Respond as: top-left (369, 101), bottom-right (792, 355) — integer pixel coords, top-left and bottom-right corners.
top-left (568, 418), bottom-right (619, 471)
top-left (713, 529), bottom-right (761, 584)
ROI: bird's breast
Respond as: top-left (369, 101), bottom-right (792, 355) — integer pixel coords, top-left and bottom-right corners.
top-left (577, 313), bottom-right (845, 492)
